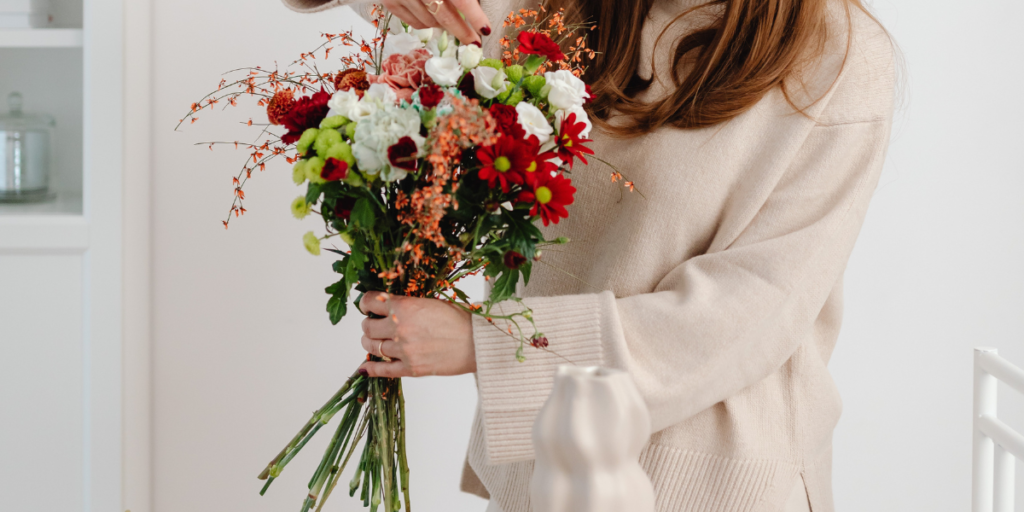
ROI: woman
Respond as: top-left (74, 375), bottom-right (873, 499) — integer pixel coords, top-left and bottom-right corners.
top-left (284, 0), bottom-right (895, 511)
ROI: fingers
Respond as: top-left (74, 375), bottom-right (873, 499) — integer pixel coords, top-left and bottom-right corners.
top-left (400, 0), bottom-right (440, 30)
top-left (382, 0), bottom-right (429, 30)
top-left (448, 0), bottom-right (491, 38)
top-left (361, 314), bottom-right (398, 340)
top-left (360, 336), bottom-right (404, 360)
top-left (358, 291), bottom-right (391, 317)
top-left (431, 0), bottom-right (481, 46)
top-left (360, 360), bottom-right (410, 378)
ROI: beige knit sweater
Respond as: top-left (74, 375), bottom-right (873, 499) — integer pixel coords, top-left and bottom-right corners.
top-left (283, 1), bottom-right (896, 511)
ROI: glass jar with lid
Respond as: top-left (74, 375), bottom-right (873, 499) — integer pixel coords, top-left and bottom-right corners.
top-left (1, 92), bottom-right (55, 202)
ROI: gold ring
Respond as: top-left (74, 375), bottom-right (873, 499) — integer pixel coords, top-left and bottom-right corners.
top-left (378, 340), bottom-right (392, 362)
top-left (425, 0), bottom-right (444, 15)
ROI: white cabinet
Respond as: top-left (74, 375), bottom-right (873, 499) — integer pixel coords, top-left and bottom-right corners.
top-left (0, 0), bottom-right (125, 510)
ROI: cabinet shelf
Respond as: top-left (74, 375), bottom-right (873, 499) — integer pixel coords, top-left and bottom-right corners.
top-left (0, 29), bottom-right (83, 48)
top-left (0, 195), bottom-right (87, 250)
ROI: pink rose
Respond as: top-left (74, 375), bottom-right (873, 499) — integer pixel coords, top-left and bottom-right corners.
top-left (367, 49), bottom-right (431, 103)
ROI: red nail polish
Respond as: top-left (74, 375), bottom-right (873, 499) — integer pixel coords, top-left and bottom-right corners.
top-left (358, 368), bottom-right (369, 377)
top-left (471, 41), bottom-right (482, 47)
top-left (481, 26), bottom-right (491, 36)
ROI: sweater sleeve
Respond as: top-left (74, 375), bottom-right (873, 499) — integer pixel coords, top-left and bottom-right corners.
top-left (281, 0), bottom-right (375, 20)
top-left (472, 117), bottom-right (893, 464)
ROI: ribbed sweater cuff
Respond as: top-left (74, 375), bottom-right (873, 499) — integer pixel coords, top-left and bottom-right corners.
top-left (472, 293), bottom-right (607, 464)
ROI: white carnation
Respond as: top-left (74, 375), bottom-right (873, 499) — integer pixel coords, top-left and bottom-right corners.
top-left (425, 57), bottom-right (463, 86)
top-left (515, 102), bottom-right (553, 144)
top-left (364, 83), bottom-right (398, 106)
top-left (542, 69), bottom-right (589, 110)
top-left (327, 89), bottom-right (363, 121)
top-left (471, 66), bottom-right (508, 100)
top-left (352, 105), bottom-right (425, 182)
top-left (383, 32), bottom-right (425, 57)
top-left (458, 44), bottom-right (483, 69)
top-left (555, 105), bottom-right (592, 139)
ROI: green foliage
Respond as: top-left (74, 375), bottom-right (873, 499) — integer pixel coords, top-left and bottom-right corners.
top-left (350, 197), bottom-right (376, 231)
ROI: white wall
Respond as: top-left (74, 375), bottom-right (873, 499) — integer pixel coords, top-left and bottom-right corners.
top-left (147, 2), bottom-right (1024, 512)
top-left (832, 0), bottom-right (1024, 510)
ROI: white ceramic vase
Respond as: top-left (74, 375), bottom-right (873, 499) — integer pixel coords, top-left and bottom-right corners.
top-left (530, 365), bottom-right (655, 512)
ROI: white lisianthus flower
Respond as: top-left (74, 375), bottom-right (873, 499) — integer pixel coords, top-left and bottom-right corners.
top-left (364, 83), bottom-right (398, 106)
top-left (383, 32), bottom-right (425, 57)
top-left (471, 66), bottom-right (508, 99)
top-left (327, 89), bottom-right (363, 121)
top-left (542, 69), bottom-right (589, 110)
top-left (555, 105), bottom-right (592, 139)
top-left (426, 31), bottom-right (456, 58)
top-left (458, 44), bottom-right (483, 69)
top-left (515, 102), bottom-right (554, 144)
top-left (409, 27), bottom-right (434, 43)
top-left (352, 105), bottom-right (425, 182)
top-left (425, 57), bottom-right (463, 86)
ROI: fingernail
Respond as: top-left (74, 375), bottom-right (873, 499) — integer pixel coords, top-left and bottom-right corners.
top-left (471, 40), bottom-right (482, 47)
top-left (480, 26), bottom-right (491, 36)
top-left (358, 368), bottom-right (369, 377)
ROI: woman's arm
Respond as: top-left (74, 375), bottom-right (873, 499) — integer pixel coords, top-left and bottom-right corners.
top-left (280, 0), bottom-right (489, 46)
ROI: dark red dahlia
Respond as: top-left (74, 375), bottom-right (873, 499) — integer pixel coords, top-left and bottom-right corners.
top-left (321, 157), bottom-right (349, 181)
top-left (555, 112), bottom-right (594, 169)
top-left (418, 83), bottom-right (445, 109)
top-left (516, 171), bottom-right (575, 226)
top-left (387, 136), bottom-right (419, 171)
top-left (517, 31), bottom-right (565, 62)
top-left (503, 250), bottom-right (527, 269)
top-left (335, 196), bottom-right (357, 221)
top-left (489, 104), bottom-right (526, 140)
top-left (281, 89), bottom-right (331, 144)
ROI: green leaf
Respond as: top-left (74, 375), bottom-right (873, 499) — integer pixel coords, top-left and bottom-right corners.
top-left (489, 269), bottom-right (519, 303)
top-left (305, 182), bottom-right (324, 205)
top-left (327, 295), bottom-right (347, 325)
top-left (350, 197), bottom-right (375, 230)
top-left (521, 262), bottom-right (532, 286)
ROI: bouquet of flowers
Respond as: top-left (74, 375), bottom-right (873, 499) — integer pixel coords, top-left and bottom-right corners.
top-left (179, 6), bottom-right (633, 512)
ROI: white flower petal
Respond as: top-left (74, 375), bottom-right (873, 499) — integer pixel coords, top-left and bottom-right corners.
top-left (425, 57), bottom-right (463, 86)
top-left (515, 102), bottom-right (554, 144)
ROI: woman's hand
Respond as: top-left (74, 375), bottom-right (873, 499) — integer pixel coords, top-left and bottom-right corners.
top-left (358, 291), bottom-right (476, 378)
top-left (381, 0), bottom-right (492, 47)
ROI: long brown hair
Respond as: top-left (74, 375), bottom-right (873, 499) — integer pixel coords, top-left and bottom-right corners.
top-left (547, 0), bottom-right (872, 136)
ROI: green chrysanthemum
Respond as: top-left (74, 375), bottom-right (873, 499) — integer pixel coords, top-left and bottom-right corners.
top-left (303, 231), bottom-right (320, 256)
top-left (291, 196), bottom-right (311, 219)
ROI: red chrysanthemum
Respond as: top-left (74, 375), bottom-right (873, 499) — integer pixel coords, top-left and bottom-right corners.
top-left (418, 83), bottom-right (445, 109)
top-left (488, 103), bottom-right (526, 140)
top-left (516, 171), bottom-right (575, 226)
top-left (266, 89), bottom-right (295, 126)
top-left (517, 31), bottom-right (565, 62)
top-left (584, 83), bottom-right (594, 104)
top-left (333, 69), bottom-right (370, 97)
top-left (387, 136), bottom-right (419, 171)
top-left (321, 157), bottom-right (348, 181)
top-left (477, 136), bottom-right (530, 192)
top-left (555, 112), bottom-right (594, 169)
top-left (281, 89), bottom-right (331, 144)
top-left (518, 135), bottom-right (558, 186)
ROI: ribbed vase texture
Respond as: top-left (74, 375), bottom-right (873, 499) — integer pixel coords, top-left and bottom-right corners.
top-left (530, 365), bottom-right (655, 512)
